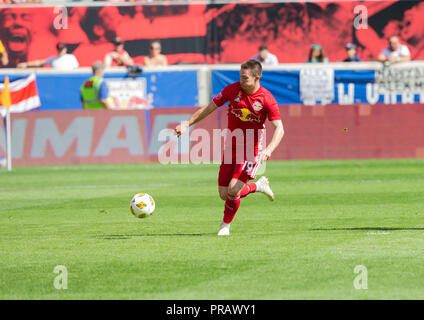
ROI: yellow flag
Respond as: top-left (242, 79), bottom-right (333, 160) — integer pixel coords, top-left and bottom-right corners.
top-left (1, 76), bottom-right (11, 109)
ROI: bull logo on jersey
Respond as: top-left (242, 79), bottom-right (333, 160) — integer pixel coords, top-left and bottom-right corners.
top-left (231, 108), bottom-right (261, 122)
top-left (252, 101), bottom-right (263, 112)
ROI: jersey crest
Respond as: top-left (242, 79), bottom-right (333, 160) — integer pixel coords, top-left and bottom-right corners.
top-left (252, 101), bottom-right (263, 112)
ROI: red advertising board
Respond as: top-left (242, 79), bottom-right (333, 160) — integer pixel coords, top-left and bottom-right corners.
top-left (0, 109), bottom-right (148, 166)
top-left (1, 104), bottom-right (424, 166)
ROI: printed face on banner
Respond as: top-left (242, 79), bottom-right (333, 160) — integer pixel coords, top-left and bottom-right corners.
top-left (0, 8), bottom-right (34, 65)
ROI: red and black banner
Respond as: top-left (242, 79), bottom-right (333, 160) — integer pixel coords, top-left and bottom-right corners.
top-left (0, 1), bottom-right (423, 67)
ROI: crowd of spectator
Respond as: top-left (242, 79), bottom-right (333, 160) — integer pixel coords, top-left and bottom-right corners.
top-left (245, 35), bottom-right (413, 66)
top-left (13, 38), bottom-right (168, 70)
top-left (300, 35), bottom-right (411, 65)
top-left (0, 33), bottom-right (415, 70)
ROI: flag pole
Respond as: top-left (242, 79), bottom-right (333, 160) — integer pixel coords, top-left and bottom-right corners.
top-left (6, 107), bottom-right (11, 171)
top-left (1, 76), bottom-right (12, 171)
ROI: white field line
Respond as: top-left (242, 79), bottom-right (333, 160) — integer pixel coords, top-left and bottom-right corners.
top-left (0, 182), bottom-right (214, 191)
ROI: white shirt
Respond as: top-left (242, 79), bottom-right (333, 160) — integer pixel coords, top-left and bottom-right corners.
top-left (380, 45), bottom-right (410, 61)
top-left (45, 54), bottom-right (79, 70)
top-left (251, 52), bottom-right (279, 65)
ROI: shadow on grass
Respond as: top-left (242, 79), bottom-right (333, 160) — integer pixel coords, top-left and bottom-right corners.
top-left (312, 227), bottom-right (424, 231)
top-left (96, 233), bottom-right (216, 240)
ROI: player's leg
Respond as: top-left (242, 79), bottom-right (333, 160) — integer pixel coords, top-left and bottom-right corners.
top-left (218, 178), bottom-right (245, 236)
top-left (223, 178), bottom-right (245, 222)
top-left (218, 185), bottom-right (228, 201)
top-left (218, 163), bottom-right (233, 201)
top-left (218, 162), bottom-right (273, 201)
top-left (237, 176), bottom-right (275, 200)
top-left (217, 163), bottom-right (237, 235)
top-left (239, 182), bottom-right (257, 198)
top-left (238, 159), bottom-right (275, 201)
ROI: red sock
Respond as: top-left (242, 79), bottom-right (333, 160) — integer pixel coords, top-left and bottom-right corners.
top-left (223, 194), bottom-right (241, 224)
top-left (240, 183), bottom-right (257, 198)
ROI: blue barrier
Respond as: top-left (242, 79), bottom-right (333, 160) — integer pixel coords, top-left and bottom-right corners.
top-left (211, 68), bottom-right (423, 105)
top-left (2, 63), bottom-right (424, 111)
top-left (212, 69), bottom-right (302, 104)
top-left (0, 70), bottom-right (199, 110)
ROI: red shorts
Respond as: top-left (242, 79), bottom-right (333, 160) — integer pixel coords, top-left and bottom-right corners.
top-left (218, 161), bottom-right (260, 187)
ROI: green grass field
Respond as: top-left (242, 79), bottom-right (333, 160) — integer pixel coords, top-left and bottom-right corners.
top-left (1, 159), bottom-right (424, 299)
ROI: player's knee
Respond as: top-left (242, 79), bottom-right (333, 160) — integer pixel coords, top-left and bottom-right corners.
top-left (219, 190), bottom-right (227, 201)
top-left (227, 185), bottom-right (240, 197)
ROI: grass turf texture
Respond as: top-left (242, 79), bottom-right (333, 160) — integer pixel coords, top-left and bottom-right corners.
top-left (1, 159), bottom-right (424, 299)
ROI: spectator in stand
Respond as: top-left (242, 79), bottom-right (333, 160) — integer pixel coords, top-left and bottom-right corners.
top-left (0, 40), bottom-right (9, 67)
top-left (307, 44), bottom-right (328, 63)
top-left (144, 40), bottom-right (168, 67)
top-left (104, 37), bottom-right (134, 67)
top-left (80, 61), bottom-right (112, 110)
top-left (250, 45), bottom-right (279, 65)
top-left (17, 42), bottom-right (79, 70)
top-left (377, 35), bottom-right (411, 63)
top-left (343, 43), bottom-right (361, 62)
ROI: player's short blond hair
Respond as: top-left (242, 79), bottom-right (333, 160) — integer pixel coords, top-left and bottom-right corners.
top-left (241, 60), bottom-right (262, 78)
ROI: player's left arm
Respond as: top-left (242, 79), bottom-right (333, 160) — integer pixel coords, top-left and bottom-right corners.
top-left (257, 120), bottom-right (284, 163)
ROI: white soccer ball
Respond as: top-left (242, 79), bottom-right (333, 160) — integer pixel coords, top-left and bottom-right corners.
top-left (130, 193), bottom-right (155, 218)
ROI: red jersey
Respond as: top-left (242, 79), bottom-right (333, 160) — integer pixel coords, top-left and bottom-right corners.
top-left (212, 82), bottom-right (281, 163)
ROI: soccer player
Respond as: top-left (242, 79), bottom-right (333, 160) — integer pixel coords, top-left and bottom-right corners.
top-left (174, 60), bottom-right (284, 236)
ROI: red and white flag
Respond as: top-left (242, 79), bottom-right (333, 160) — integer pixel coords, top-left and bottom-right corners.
top-left (0, 73), bottom-right (41, 117)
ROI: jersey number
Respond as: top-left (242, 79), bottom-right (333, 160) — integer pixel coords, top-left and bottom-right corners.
top-left (242, 161), bottom-right (254, 173)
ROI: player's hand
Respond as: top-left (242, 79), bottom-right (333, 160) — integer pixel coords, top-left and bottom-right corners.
top-left (17, 62), bottom-right (27, 68)
top-left (174, 121), bottom-right (189, 137)
top-left (257, 149), bottom-right (272, 163)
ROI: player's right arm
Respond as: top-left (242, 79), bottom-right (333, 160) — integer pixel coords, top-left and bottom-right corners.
top-left (174, 101), bottom-right (217, 137)
top-left (175, 84), bottom-right (233, 137)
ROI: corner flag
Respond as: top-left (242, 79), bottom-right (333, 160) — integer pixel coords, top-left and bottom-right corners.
top-left (0, 76), bottom-right (11, 109)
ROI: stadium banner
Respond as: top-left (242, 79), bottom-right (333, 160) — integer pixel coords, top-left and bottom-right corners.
top-left (299, 68), bottom-right (334, 105)
top-left (375, 65), bottom-right (424, 95)
top-left (211, 69), bottom-right (424, 105)
top-left (0, 1), bottom-right (423, 67)
top-left (106, 78), bottom-right (151, 110)
top-left (0, 73), bottom-right (41, 117)
top-left (0, 70), bottom-right (198, 111)
top-left (3, 104), bottom-right (424, 166)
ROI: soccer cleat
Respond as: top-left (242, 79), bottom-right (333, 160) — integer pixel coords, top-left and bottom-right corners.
top-left (218, 222), bottom-right (231, 236)
top-left (256, 176), bottom-right (275, 201)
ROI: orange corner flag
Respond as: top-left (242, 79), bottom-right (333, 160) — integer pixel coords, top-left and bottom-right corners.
top-left (1, 76), bottom-right (11, 109)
